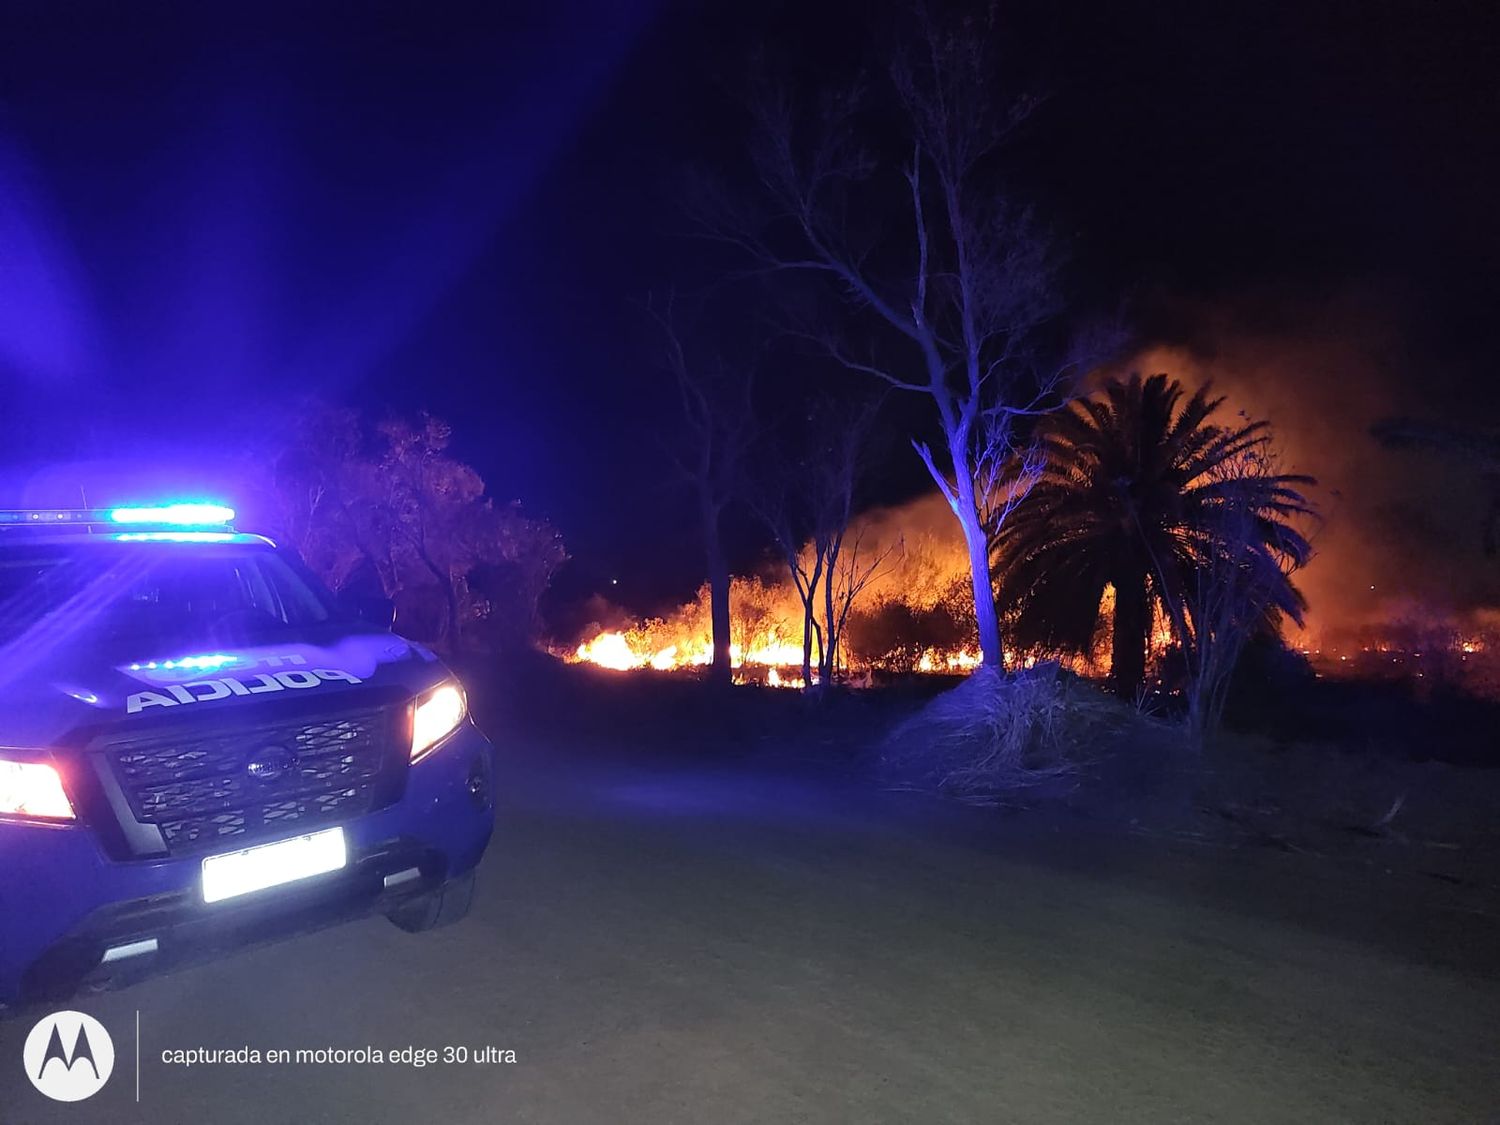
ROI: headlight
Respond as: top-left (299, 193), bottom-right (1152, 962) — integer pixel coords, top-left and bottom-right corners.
top-left (410, 680), bottom-right (467, 762)
top-left (0, 757), bottom-right (75, 821)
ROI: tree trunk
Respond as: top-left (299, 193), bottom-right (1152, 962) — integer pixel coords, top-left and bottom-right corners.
top-left (1111, 569), bottom-right (1149, 700)
top-left (414, 543), bottom-right (459, 651)
top-left (954, 486), bottom-right (1001, 667)
top-left (934, 421), bottom-right (1004, 669)
top-left (442, 582), bottom-right (460, 653)
top-left (800, 551), bottom-right (824, 692)
top-left (801, 598), bottom-right (815, 690)
top-left (820, 562), bottom-right (837, 687)
top-left (702, 499), bottom-right (733, 687)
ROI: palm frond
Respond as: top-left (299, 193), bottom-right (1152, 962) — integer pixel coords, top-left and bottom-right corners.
top-left (991, 372), bottom-right (1316, 695)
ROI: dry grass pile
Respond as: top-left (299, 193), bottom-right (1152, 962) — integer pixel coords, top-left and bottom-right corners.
top-left (883, 664), bottom-right (1152, 799)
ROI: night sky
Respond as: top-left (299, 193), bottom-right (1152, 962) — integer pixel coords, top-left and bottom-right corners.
top-left (0, 0), bottom-right (1495, 615)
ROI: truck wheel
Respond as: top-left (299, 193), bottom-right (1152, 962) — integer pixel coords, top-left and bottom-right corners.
top-left (387, 870), bottom-right (477, 933)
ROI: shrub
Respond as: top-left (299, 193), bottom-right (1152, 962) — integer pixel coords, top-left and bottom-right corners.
top-left (847, 589), bottom-right (974, 673)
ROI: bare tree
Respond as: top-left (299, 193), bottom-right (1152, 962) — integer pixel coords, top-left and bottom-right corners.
top-left (749, 459), bottom-right (828, 689)
top-left (651, 297), bottom-right (755, 687)
top-left (821, 520), bottom-right (901, 683)
top-left (698, 9), bottom-right (1085, 668)
top-left (750, 397), bottom-right (894, 689)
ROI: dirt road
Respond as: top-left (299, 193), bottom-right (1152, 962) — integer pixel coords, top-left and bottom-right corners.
top-left (4, 743), bottom-right (1498, 1123)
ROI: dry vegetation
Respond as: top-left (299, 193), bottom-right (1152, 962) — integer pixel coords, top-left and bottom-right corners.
top-left (881, 664), bottom-right (1161, 800)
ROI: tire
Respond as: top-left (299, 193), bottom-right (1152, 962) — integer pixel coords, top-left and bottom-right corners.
top-left (386, 870), bottom-right (477, 933)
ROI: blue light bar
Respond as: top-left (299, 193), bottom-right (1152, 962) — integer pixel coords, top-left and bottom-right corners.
top-left (128, 653), bottom-right (239, 673)
top-left (112, 531), bottom-right (240, 543)
top-left (108, 503), bottom-right (235, 526)
top-left (0, 510), bottom-right (102, 525)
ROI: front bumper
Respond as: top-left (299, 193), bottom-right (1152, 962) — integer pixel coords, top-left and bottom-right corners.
top-left (0, 723), bottom-right (494, 1007)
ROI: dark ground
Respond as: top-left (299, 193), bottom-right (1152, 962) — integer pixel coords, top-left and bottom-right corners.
top-left (3, 663), bottom-right (1499, 1123)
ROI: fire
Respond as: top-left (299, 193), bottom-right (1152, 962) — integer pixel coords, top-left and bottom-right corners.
top-left (733, 631), bottom-right (806, 668)
top-left (572, 628), bottom-right (810, 674)
top-left (573, 631), bottom-right (672, 672)
top-left (650, 646), bottom-right (685, 671)
top-left (917, 649), bottom-right (982, 672)
top-left (564, 457), bottom-right (1500, 695)
top-left (568, 553), bottom-right (1175, 687)
top-left (1291, 617), bottom-right (1500, 699)
top-left (566, 570), bottom-right (984, 686)
top-left (571, 621), bottom-right (1007, 686)
top-left (565, 510), bottom-right (982, 687)
top-left (571, 494), bottom-right (1460, 689)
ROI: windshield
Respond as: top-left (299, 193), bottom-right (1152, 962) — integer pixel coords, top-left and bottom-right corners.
top-left (0, 542), bottom-right (344, 651)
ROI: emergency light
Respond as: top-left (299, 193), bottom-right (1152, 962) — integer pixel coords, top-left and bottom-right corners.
top-left (108, 503), bottom-right (236, 526)
top-left (0, 502), bottom-right (236, 529)
top-left (112, 531), bottom-right (240, 543)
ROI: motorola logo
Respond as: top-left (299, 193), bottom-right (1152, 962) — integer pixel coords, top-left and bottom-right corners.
top-left (23, 1010), bottom-right (114, 1102)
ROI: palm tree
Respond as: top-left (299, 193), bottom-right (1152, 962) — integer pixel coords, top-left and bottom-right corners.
top-left (993, 373), bottom-right (1313, 698)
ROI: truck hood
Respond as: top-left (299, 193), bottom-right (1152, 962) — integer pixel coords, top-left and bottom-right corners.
top-left (0, 629), bottom-right (444, 748)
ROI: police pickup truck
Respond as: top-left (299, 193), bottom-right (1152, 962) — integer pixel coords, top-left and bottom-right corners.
top-left (0, 504), bottom-right (495, 1010)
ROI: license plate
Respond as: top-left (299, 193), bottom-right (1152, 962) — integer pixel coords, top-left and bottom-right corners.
top-left (201, 827), bottom-right (347, 904)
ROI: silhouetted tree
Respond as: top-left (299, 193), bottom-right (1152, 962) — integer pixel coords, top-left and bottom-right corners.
top-left (994, 374), bottom-right (1314, 700)
top-left (262, 406), bottom-right (389, 594)
top-left (261, 405), bottom-right (565, 650)
top-left (651, 298), bottom-right (755, 687)
top-left (750, 397), bottom-right (895, 688)
top-left (699, 8), bottom-right (1090, 668)
top-left (1180, 446), bottom-right (1313, 742)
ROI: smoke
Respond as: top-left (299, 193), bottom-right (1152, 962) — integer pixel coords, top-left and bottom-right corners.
top-left (848, 285), bottom-right (1499, 648)
top-left (838, 492), bottom-right (968, 609)
top-left (577, 285), bottom-right (1496, 666)
top-left (566, 492), bottom-right (970, 651)
top-left (1113, 287), bottom-right (1500, 643)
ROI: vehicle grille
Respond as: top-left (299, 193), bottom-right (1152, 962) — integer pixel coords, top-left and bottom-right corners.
top-left (105, 706), bottom-right (398, 855)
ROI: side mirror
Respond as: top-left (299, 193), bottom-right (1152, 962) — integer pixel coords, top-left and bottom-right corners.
top-left (347, 595), bottom-right (396, 631)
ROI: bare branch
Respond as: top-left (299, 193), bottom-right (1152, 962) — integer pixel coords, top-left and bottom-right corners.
top-left (787, 329), bottom-right (926, 392)
top-left (697, 7), bottom-right (1080, 667)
